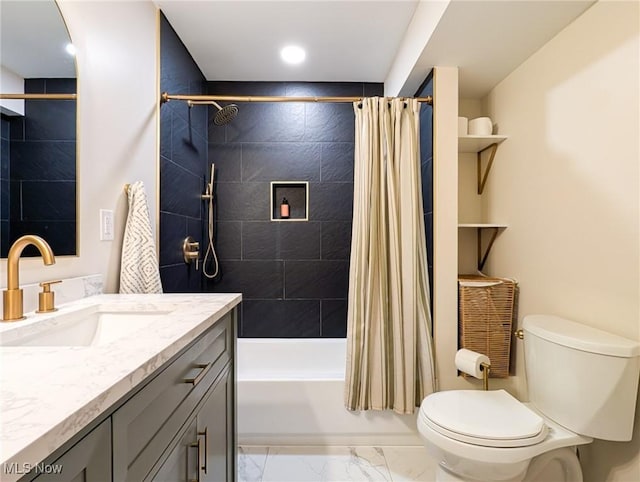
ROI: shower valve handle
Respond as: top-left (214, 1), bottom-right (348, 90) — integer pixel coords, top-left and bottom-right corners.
top-left (183, 236), bottom-right (200, 270)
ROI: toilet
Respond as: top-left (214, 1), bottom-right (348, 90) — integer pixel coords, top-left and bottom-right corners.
top-left (418, 314), bottom-right (640, 482)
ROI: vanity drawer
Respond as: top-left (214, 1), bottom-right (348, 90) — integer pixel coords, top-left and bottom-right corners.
top-left (112, 313), bottom-right (231, 482)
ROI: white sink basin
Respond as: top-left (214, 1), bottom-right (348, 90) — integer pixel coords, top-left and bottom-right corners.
top-left (0, 305), bottom-right (173, 347)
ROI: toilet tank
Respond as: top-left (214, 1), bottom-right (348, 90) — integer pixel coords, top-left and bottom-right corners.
top-left (523, 315), bottom-right (640, 441)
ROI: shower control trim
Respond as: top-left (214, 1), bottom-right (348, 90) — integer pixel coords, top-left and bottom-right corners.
top-left (183, 236), bottom-right (200, 270)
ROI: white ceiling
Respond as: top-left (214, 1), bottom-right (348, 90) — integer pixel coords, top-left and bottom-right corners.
top-left (157, 0), bottom-right (595, 98)
top-left (155, 0), bottom-right (420, 83)
top-left (409, 0), bottom-right (597, 98)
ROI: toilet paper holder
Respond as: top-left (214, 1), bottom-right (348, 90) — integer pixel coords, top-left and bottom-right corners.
top-left (480, 362), bottom-right (491, 391)
top-left (456, 348), bottom-right (492, 390)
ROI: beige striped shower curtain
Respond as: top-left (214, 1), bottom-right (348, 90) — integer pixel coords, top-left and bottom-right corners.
top-left (345, 97), bottom-right (435, 414)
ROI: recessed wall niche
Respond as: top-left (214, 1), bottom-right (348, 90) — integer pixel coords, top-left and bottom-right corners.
top-left (270, 181), bottom-right (309, 221)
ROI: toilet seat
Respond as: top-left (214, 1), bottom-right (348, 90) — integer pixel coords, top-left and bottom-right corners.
top-left (420, 390), bottom-right (548, 448)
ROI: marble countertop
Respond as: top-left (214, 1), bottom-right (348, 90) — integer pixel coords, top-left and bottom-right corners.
top-left (0, 293), bottom-right (241, 481)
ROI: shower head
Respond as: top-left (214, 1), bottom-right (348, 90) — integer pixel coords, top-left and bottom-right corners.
top-left (211, 101), bottom-right (238, 126)
top-left (187, 99), bottom-right (239, 126)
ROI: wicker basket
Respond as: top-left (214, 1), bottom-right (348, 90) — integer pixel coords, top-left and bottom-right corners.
top-left (458, 275), bottom-right (517, 378)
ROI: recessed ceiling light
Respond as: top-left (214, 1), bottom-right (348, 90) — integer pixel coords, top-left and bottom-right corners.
top-left (280, 45), bottom-right (305, 65)
top-left (65, 43), bottom-right (76, 56)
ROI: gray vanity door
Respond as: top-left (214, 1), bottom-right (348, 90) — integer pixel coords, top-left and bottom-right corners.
top-left (112, 314), bottom-right (232, 481)
top-left (152, 418), bottom-right (199, 482)
top-left (198, 366), bottom-right (233, 482)
top-left (31, 420), bottom-right (111, 482)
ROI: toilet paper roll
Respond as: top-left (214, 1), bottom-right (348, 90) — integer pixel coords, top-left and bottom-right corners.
top-left (455, 348), bottom-right (491, 379)
top-left (468, 117), bottom-right (493, 136)
top-left (458, 117), bottom-right (468, 136)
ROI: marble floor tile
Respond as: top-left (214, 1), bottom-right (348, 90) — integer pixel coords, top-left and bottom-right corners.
top-left (382, 446), bottom-right (438, 482)
top-left (261, 446), bottom-right (392, 482)
top-left (238, 446), bottom-right (269, 482)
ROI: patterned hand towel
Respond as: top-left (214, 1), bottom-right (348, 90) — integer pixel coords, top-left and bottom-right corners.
top-left (119, 181), bottom-right (163, 294)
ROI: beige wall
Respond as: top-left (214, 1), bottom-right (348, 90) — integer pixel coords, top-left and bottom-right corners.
top-left (0, 1), bottom-right (159, 294)
top-left (432, 66), bottom-right (459, 391)
top-left (458, 98), bottom-right (485, 274)
top-left (483, 1), bottom-right (639, 480)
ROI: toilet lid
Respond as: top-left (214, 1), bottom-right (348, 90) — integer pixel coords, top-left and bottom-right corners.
top-left (420, 389), bottom-right (548, 448)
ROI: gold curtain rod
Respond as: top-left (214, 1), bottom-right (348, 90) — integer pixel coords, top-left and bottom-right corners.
top-left (161, 92), bottom-right (433, 106)
top-left (0, 93), bottom-right (77, 100)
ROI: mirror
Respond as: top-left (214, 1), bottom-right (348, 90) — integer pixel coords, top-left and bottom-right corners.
top-left (0, 0), bottom-right (77, 257)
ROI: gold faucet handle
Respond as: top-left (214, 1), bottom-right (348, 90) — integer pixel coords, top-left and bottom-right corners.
top-left (37, 280), bottom-right (62, 313)
top-left (40, 280), bottom-right (62, 291)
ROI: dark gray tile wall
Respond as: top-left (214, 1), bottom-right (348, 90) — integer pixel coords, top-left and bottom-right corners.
top-left (156, 18), bottom-right (434, 336)
top-left (207, 81), bottom-right (383, 338)
top-left (416, 74), bottom-right (434, 294)
top-left (1, 117), bottom-right (9, 254)
top-left (158, 12), bottom-right (208, 291)
top-left (2, 78), bottom-right (76, 257)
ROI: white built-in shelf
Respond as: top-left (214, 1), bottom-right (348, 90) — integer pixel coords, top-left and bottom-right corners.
top-left (458, 135), bottom-right (508, 153)
top-left (458, 224), bottom-right (508, 271)
top-left (458, 223), bottom-right (508, 229)
top-left (458, 135), bottom-right (508, 195)
top-left (457, 134), bottom-right (509, 268)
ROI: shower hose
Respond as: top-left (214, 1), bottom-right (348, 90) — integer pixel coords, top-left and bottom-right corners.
top-left (203, 184), bottom-right (220, 279)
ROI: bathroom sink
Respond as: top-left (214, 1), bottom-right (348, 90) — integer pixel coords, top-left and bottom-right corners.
top-left (0, 305), bottom-right (172, 347)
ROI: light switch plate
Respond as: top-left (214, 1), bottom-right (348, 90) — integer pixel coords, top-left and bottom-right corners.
top-left (100, 209), bottom-right (114, 241)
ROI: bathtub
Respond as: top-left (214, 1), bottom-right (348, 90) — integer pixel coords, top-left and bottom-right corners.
top-left (237, 338), bottom-right (421, 445)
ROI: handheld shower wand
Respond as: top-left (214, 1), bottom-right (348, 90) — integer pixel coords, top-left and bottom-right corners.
top-left (202, 163), bottom-right (220, 279)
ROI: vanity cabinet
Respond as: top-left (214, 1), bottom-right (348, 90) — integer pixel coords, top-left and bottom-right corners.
top-left (30, 420), bottom-right (111, 482)
top-left (112, 312), bottom-right (233, 481)
top-left (20, 309), bottom-right (236, 482)
top-left (195, 366), bottom-right (234, 482)
top-left (151, 366), bottom-right (233, 482)
top-left (151, 418), bottom-right (198, 482)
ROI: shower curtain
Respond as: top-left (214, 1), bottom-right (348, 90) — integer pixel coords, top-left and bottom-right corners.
top-left (345, 97), bottom-right (435, 414)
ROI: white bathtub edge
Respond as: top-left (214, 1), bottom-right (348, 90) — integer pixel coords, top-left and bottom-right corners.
top-left (237, 339), bottom-right (421, 446)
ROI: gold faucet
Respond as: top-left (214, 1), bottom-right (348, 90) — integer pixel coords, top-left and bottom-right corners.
top-left (2, 235), bottom-right (56, 321)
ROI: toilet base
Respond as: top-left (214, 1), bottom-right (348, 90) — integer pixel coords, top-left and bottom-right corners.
top-left (523, 448), bottom-right (582, 482)
top-left (435, 464), bottom-right (526, 482)
top-left (432, 448), bottom-right (582, 482)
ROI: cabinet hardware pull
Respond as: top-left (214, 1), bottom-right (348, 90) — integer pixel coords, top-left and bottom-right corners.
top-left (183, 363), bottom-right (212, 386)
top-left (188, 438), bottom-right (202, 482)
top-left (198, 427), bottom-right (208, 474)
